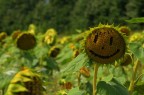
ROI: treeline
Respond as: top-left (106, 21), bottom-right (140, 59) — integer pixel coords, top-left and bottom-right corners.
top-left (0, 0), bottom-right (143, 34)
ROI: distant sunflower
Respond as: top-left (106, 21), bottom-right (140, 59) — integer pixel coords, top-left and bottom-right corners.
top-left (119, 26), bottom-right (131, 36)
top-left (28, 24), bottom-right (36, 35)
top-left (0, 32), bottom-right (7, 42)
top-left (48, 45), bottom-right (61, 57)
top-left (16, 33), bottom-right (36, 50)
top-left (5, 67), bottom-right (43, 95)
top-left (12, 30), bottom-right (22, 40)
top-left (44, 28), bottom-right (57, 45)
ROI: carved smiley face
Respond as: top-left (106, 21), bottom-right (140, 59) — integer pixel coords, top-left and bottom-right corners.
top-left (85, 27), bottom-right (126, 64)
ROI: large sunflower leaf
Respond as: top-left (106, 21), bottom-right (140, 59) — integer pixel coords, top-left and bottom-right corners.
top-left (62, 52), bottom-right (90, 75)
top-left (129, 42), bottom-right (144, 63)
top-left (134, 81), bottom-right (144, 95)
top-left (97, 78), bottom-right (129, 95)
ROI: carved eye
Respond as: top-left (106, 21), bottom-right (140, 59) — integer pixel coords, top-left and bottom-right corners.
top-left (93, 34), bottom-right (98, 43)
top-left (110, 37), bottom-right (113, 45)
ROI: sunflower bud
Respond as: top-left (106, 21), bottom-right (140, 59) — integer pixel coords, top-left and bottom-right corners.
top-left (79, 66), bottom-right (90, 78)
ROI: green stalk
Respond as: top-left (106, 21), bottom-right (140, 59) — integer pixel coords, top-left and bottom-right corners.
top-left (78, 73), bottom-right (81, 86)
top-left (128, 59), bottom-right (139, 95)
top-left (93, 63), bottom-right (99, 95)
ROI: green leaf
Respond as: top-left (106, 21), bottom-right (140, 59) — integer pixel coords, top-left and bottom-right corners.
top-left (101, 74), bottom-right (113, 83)
top-left (129, 42), bottom-right (144, 63)
top-left (126, 17), bottom-right (144, 23)
top-left (45, 57), bottom-right (59, 71)
top-left (97, 78), bottom-right (129, 95)
top-left (132, 91), bottom-right (139, 95)
top-left (56, 45), bottom-right (73, 64)
top-left (134, 81), bottom-right (144, 95)
top-left (79, 81), bottom-right (93, 95)
top-left (0, 70), bottom-right (16, 89)
top-left (0, 75), bottom-right (13, 89)
top-left (6, 83), bottom-right (28, 93)
top-left (68, 87), bottom-right (84, 95)
top-left (62, 53), bottom-right (90, 74)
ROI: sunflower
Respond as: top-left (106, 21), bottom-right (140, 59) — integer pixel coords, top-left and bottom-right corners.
top-left (84, 24), bottom-right (127, 64)
top-left (12, 30), bottom-right (22, 40)
top-left (44, 28), bottom-right (57, 45)
top-left (16, 33), bottom-right (36, 50)
top-left (0, 32), bottom-right (7, 42)
top-left (5, 67), bottom-right (43, 95)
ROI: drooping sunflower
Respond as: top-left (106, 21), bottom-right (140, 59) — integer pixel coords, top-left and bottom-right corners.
top-left (84, 24), bottom-right (127, 64)
top-left (0, 32), bottom-right (7, 42)
top-left (48, 45), bottom-right (61, 58)
top-left (5, 67), bottom-right (43, 95)
top-left (11, 30), bottom-right (22, 40)
top-left (44, 28), bottom-right (57, 45)
top-left (16, 32), bottom-right (36, 50)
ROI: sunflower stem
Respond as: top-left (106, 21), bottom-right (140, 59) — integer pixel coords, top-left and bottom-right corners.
top-left (78, 73), bottom-right (81, 86)
top-left (93, 63), bottom-right (99, 95)
top-left (128, 59), bottom-right (139, 95)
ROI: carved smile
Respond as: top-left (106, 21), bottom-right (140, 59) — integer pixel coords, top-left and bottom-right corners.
top-left (89, 49), bottom-right (120, 59)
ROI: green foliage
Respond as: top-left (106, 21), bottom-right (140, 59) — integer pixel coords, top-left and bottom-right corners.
top-left (0, 0), bottom-right (143, 34)
top-left (129, 42), bottom-right (144, 63)
top-left (0, 15), bottom-right (144, 95)
top-left (69, 0), bottom-right (89, 30)
top-left (44, 0), bottom-right (76, 33)
top-left (126, 0), bottom-right (144, 18)
top-left (97, 78), bottom-right (129, 95)
top-left (134, 81), bottom-right (144, 95)
top-left (0, 0), bottom-right (45, 34)
top-left (67, 87), bottom-right (84, 95)
top-left (62, 52), bottom-right (90, 75)
top-left (126, 17), bottom-right (144, 23)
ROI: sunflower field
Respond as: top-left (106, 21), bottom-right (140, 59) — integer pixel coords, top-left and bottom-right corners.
top-left (0, 17), bottom-right (144, 95)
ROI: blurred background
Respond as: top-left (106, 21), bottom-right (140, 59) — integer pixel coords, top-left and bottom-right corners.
top-left (0, 0), bottom-right (144, 34)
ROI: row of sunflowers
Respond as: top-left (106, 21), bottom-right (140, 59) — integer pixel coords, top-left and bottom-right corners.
top-left (0, 24), bottom-right (144, 95)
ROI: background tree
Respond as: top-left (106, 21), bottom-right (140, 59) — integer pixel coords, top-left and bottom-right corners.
top-left (0, 0), bottom-right (43, 34)
top-left (0, 0), bottom-right (143, 34)
top-left (126, 0), bottom-right (144, 29)
top-left (44, 0), bottom-right (76, 33)
top-left (69, 0), bottom-right (89, 32)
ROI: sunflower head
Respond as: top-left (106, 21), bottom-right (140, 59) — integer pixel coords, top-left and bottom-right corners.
top-left (16, 33), bottom-right (36, 50)
top-left (0, 32), bottom-right (7, 42)
top-left (85, 24), bottom-right (126, 64)
top-left (48, 45), bottom-right (61, 57)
